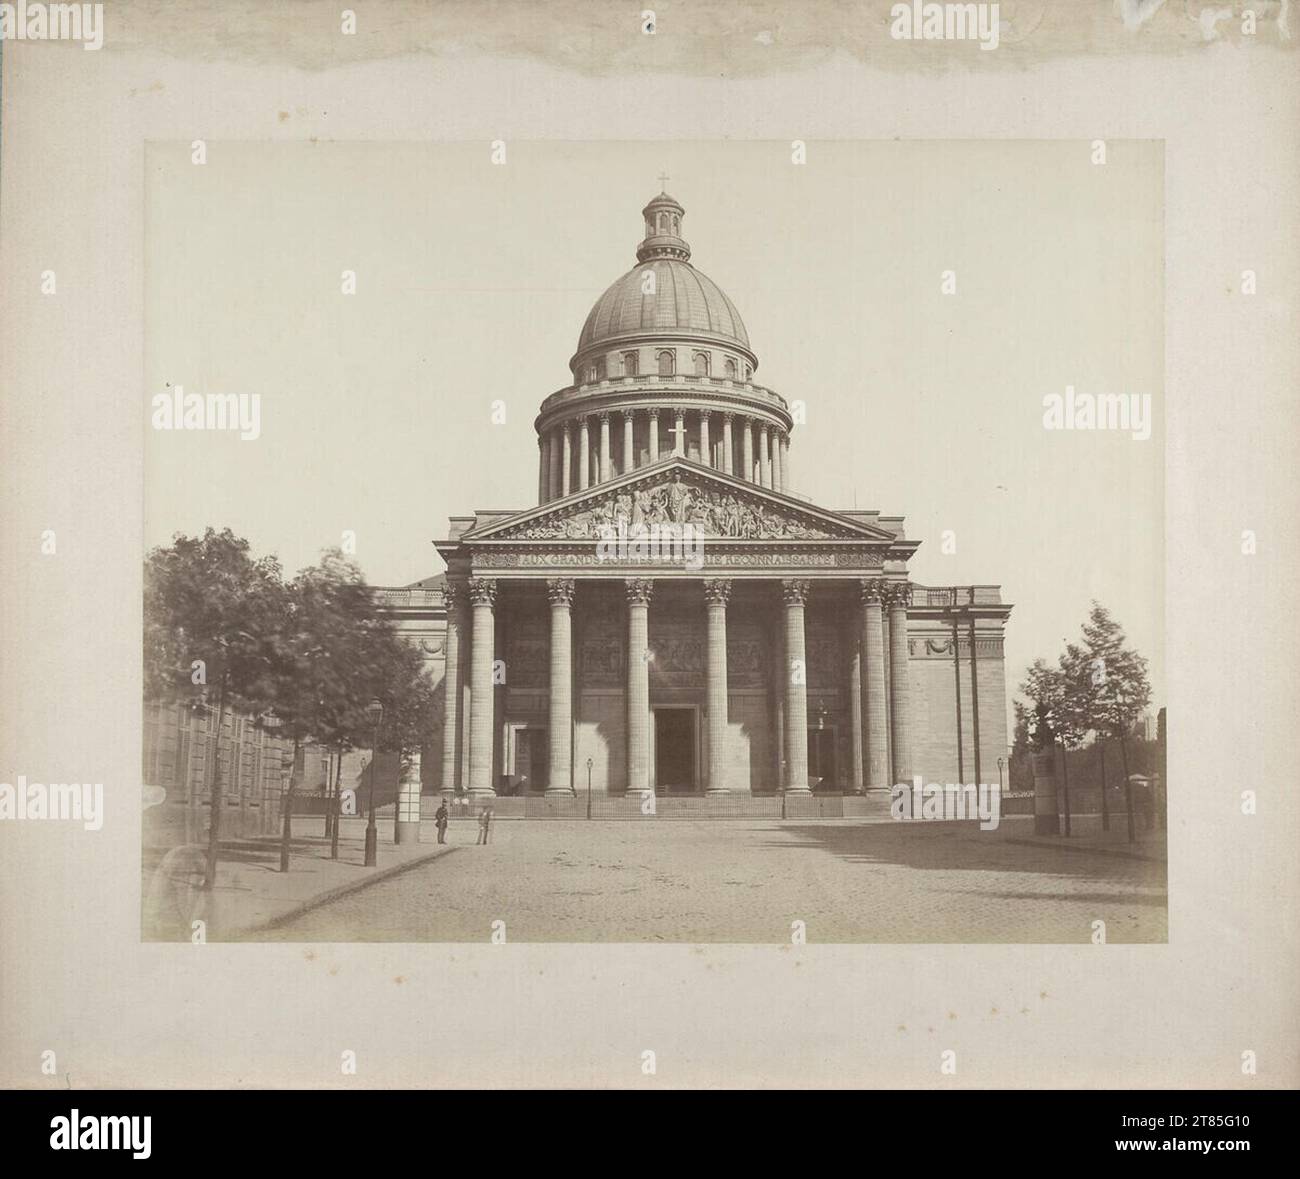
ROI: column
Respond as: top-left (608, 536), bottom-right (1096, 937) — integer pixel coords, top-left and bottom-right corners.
top-left (599, 411), bottom-right (611, 482)
top-left (722, 412), bottom-right (734, 476)
top-left (537, 437), bottom-right (546, 503)
top-left (849, 597), bottom-right (864, 793)
top-left (704, 579), bottom-right (731, 794)
top-left (781, 433), bottom-right (791, 492)
top-left (578, 416), bottom-right (590, 491)
top-left (625, 578), bottom-right (654, 794)
top-left (772, 603), bottom-right (786, 789)
top-left (782, 579), bottom-right (811, 793)
top-left (861, 579), bottom-right (889, 789)
top-left (546, 578), bottom-right (575, 797)
top-left (395, 750), bottom-right (422, 844)
top-left (673, 408), bottom-right (686, 456)
top-left (741, 417), bottom-right (755, 482)
top-left (622, 410), bottom-right (635, 475)
top-left (439, 580), bottom-right (464, 793)
top-left (887, 581), bottom-right (912, 785)
top-left (699, 411), bottom-right (712, 468)
top-left (759, 425), bottom-right (772, 488)
top-left (648, 409), bottom-right (660, 461)
top-left (467, 577), bottom-right (497, 800)
top-left (772, 432), bottom-right (783, 491)
top-left (547, 428), bottom-right (561, 502)
top-left (561, 424), bottom-right (573, 497)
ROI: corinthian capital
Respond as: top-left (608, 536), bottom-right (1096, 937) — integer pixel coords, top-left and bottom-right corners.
top-left (442, 578), bottom-right (467, 612)
top-left (702, 578), bottom-right (732, 606)
top-left (467, 577), bottom-right (497, 607)
top-left (547, 578), bottom-right (577, 608)
top-left (625, 578), bottom-right (655, 607)
top-left (859, 577), bottom-right (887, 606)
top-left (780, 578), bottom-right (811, 606)
top-left (886, 581), bottom-right (912, 609)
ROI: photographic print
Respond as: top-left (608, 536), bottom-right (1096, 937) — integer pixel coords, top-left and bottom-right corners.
top-left (139, 140), bottom-right (1165, 945)
top-left (2, 0), bottom-right (1295, 1103)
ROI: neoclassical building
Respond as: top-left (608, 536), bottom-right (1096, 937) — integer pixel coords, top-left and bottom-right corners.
top-left (388, 192), bottom-right (1011, 800)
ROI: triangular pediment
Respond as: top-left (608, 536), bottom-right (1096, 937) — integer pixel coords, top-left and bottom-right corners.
top-left (463, 459), bottom-right (898, 544)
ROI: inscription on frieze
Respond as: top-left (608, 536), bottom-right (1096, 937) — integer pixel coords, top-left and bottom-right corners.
top-left (472, 549), bottom-right (881, 569)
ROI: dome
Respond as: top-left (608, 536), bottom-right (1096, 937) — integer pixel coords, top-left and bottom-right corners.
top-left (577, 259), bottom-right (750, 353)
top-left (573, 191), bottom-right (751, 363)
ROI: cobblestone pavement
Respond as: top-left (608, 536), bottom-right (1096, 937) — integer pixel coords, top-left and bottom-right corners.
top-left (259, 816), bottom-right (1167, 943)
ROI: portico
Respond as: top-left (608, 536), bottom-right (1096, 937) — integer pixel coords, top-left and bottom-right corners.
top-left (435, 457), bottom-right (947, 799)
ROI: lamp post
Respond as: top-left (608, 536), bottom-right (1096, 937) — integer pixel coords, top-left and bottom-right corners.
top-left (586, 757), bottom-right (593, 821)
top-left (1114, 688), bottom-right (1136, 844)
top-left (997, 756), bottom-right (1004, 795)
top-left (329, 744), bottom-right (342, 860)
top-left (364, 697), bottom-right (383, 867)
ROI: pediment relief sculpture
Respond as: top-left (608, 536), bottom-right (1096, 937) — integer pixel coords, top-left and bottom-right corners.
top-left (495, 474), bottom-right (861, 542)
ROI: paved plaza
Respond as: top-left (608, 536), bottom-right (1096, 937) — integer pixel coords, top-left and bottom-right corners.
top-left (255, 817), bottom-right (1167, 944)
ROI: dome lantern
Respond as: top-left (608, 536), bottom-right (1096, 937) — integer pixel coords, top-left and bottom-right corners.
top-left (637, 191), bottom-right (691, 263)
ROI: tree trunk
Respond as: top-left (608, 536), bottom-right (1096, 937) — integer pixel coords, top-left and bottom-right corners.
top-left (330, 743), bottom-right (342, 860)
top-left (280, 736), bottom-right (299, 872)
top-left (1098, 736), bottom-right (1111, 832)
top-left (1118, 729), bottom-right (1135, 843)
top-left (1059, 740), bottom-right (1072, 837)
top-left (203, 672), bottom-right (229, 891)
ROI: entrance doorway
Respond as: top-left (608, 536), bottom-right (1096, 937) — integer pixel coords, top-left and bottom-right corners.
top-left (653, 708), bottom-right (697, 793)
top-left (809, 728), bottom-right (838, 792)
top-left (510, 725), bottom-right (549, 794)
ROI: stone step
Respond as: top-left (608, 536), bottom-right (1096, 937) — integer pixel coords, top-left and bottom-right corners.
top-left (416, 792), bottom-right (898, 820)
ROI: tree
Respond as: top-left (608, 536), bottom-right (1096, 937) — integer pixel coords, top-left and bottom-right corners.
top-left (1078, 603), bottom-right (1152, 841)
top-left (265, 549), bottom-right (434, 865)
top-left (1021, 659), bottom-right (1061, 751)
top-left (1079, 603), bottom-right (1151, 740)
top-left (1011, 700), bottom-right (1032, 759)
top-left (144, 528), bottom-right (286, 888)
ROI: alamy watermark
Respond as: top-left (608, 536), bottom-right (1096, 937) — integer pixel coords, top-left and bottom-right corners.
top-left (1042, 386), bottom-right (1152, 441)
top-left (0, 2), bottom-right (103, 49)
top-left (50, 1110), bottom-right (150, 1159)
top-left (891, 774), bottom-right (1002, 830)
top-left (889, 2), bottom-right (1000, 51)
top-left (596, 522), bottom-right (706, 571)
top-left (151, 386), bottom-right (261, 440)
top-left (0, 775), bottom-right (103, 830)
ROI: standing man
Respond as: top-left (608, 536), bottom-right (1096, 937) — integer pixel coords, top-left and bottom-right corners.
top-left (435, 798), bottom-right (449, 844)
top-left (476, 805), bottom-right (491, 845)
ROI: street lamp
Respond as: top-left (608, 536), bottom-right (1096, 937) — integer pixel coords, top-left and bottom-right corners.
top-left (997, 756), bottom-right (1005, 795)
top-left (364, 697), bottom-right (384, 867)
top-left (1113, 687), bottom-right (1136, 844)
top-left (586, 757), bottom-right (593, 821)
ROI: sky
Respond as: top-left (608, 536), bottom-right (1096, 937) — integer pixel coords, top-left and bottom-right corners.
top-left (144, 138), bottom-right (1164, 712)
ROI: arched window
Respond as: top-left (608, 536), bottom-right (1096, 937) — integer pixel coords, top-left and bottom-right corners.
top-left (693, 352), bottom-right (710, 377)
top-left (593, 357), bottom-right (606, 381)
top-left (724, 357), bottom-right (737, 379)
top-left (657, 212), bottom-right (668, 233)
top-left (744, 363), bottom-right (752, 381)
top-left (657, 350), bottom-right (675, 377)
top-left (622, 351), bottom-right (638, 377)
top-left (671, 214), bottom-right (680, 234)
